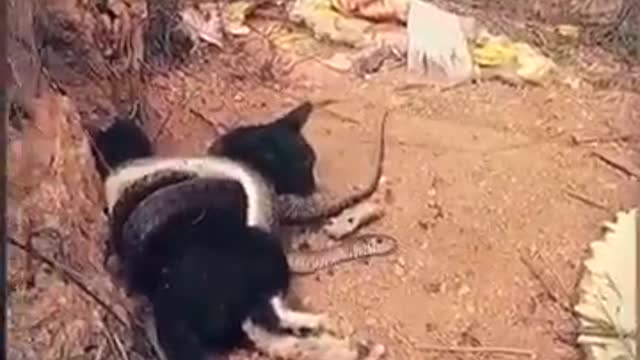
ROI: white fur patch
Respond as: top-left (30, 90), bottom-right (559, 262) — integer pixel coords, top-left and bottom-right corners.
top-left (270, 296), bottom-right (327, 332)
top-left (242, 318), bottom-right (360, 360)
top-left (104, 156), bottom-right (273, 230)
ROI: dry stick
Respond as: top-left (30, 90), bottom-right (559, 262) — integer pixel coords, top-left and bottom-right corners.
top-left (519, 252), bottom-right (574, 314)
top-left (103, 325), bottom-right (129, 360)
top-left (563, 189), bottom-right (610, 212)
top-left (570, 133), bottom-right (640, 145)
top-left (591, 150), bottom-right (640, 179)
top-left (94, 340), bottom-right (106, 360)
top-left (531, 250), bottom-right (573, 309)
top-left (112, 331), bottom-right (130, 360)
top-left (8, 236), bottom-right (129, 328)
top-left (416, 344), bottom-right (536, 358)
top-left (389, 317), bottom-right (536, 359)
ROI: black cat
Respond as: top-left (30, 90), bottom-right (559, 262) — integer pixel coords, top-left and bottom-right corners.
top-left (90, 103), bottom-right (351, 360)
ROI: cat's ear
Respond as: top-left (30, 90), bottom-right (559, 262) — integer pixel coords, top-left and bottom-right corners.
top-left (275, 101), bottom-right (313, 132)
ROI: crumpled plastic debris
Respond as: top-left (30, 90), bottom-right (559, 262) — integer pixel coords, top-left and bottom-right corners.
top-left (406, 0), bottom-right (475, 85)
top-left (289, 0), bottom-right (377, 47)
top-left (330, 0), bottom-right (410, 23)
top-left (472, 30), bottom-right (556, 85)
top-left (289, 0), bottom-right (556, 86)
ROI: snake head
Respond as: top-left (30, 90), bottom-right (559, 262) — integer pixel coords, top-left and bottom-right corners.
top-left (357, 234), bottom-right (398, 255)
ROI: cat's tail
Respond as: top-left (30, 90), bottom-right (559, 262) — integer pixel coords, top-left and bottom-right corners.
top-left (89, 115), bottom-right (154, 181)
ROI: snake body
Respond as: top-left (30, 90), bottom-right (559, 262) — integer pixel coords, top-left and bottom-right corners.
top-left (287, 234), bottom-right (397, 275)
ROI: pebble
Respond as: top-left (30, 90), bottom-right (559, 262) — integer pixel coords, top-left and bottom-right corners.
top-left (323, 53), bottom-right (353, 71)
top-left (465, 302), bottom-right (476, 314)
top-left (365, 317), bottom-right (379, 327)
top-left (393, 264), bottom-right (405, 277)
top-left (457, 284), bottom-right (471, 297)
top-left (396, 257), bottom-right (406, 267)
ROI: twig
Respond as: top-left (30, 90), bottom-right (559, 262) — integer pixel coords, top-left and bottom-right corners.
top-left (563, 189), bottom-right (610, 212)
top-left (519, 251), bottom-right (574, 314)
top-left (8, 236), bottom-right (129, 328)
top-left (591, 150), bottom-right (640, 179)
top-left (104, 325), bottom-right (129, 360)
top-left (531, 251), bottom-right (572, 308)
top-left (94, 340), bottom-right (106, 360)
top-left (570, 133), bottom-right (640, 145)
top-left (416, 344), bottom-right (536, 358)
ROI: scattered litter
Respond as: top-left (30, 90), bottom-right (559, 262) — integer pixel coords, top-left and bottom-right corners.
top-left (223, 0), bottom-right (264, 35)
top-left (323, 44), bottom-right (402, 76)
top-left (179, 3), bottom-right (224, 47)
top-left (406, 0), bottom-right (475, 85)
top-left (288, 0), bottom-right (557, 86)
top-left (331, 0), bottom-right (410, 23)
top-left (323, 202), bottom-right (385, 239)
top-left (289, 0), bottom-right (376, 47)
top-left (351, 45), bottom-right (400, 77)
top-left (472, 30), bottom-right (556, 85)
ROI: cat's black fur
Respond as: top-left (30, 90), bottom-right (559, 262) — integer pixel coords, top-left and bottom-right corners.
top-left (89, 103), bottom-right (317, 360)
top-left (89, 117), bottom-right (154, 181)
top-left (207, 101), bottom-right (317, 196)
top-left (135, 180), bottom-right (290, 358)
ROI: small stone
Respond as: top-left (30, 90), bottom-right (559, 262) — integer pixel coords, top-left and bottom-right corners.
top-left (323, 53), bottom-right (353, 71)
top-left (439, 282), bottom-right (447, 293)
top-left (365, 317), bottom-right (378, 327)
top-left (457, 284), bottom-right (471, 297)
top-left (393, 264), bottom-right (405, 277)
top-left (465, 302), bottom-right (476, 314)
top-left (397, 257), bottom-right (406, 267)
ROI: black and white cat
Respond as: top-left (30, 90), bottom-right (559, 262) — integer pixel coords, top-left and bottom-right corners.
top-left (89, 103), bottom-right (380, 360)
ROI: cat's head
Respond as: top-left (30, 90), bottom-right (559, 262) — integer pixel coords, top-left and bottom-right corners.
top-left (208, 102), bottom-right (317, 196)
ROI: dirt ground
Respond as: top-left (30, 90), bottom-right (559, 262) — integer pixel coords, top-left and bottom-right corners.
top-left (141, 21), bottom-right (640, 360)
top-left (8, 1), bottom-right (640, 360)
